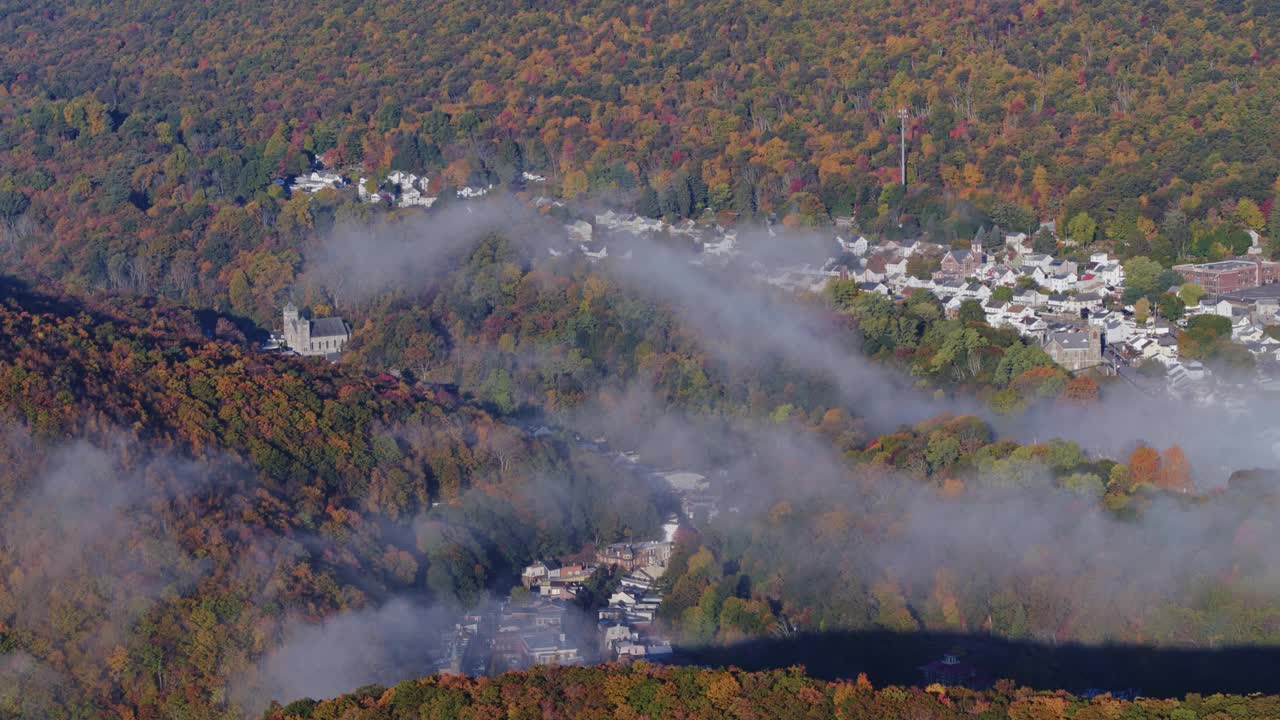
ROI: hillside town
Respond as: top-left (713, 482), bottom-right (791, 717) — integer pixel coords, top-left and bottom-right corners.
top-left (564, 207), bottom-right (1280, 404)
top-left (424, 428), bottom-right (722, 676)
top-left (279, 160), bottom-right (1280, 404)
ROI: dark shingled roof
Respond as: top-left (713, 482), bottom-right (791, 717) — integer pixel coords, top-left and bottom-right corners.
top-left (310, 317), bottom-right (349, 338)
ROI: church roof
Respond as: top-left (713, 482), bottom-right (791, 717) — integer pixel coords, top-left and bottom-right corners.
top-left (310, 317), bottom-right (349, 338)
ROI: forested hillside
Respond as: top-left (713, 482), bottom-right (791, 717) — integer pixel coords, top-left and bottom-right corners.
top-left (3, 0), bottom-right (1280, 320)
top-left (261, 664), bottom-right (1280, 720)
top-left (0, 278), bottom-right (663, 719)
top-left (7, 0), bottom-right (1280, 716)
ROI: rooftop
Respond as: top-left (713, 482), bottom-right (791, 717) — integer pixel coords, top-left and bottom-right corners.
top-left (1047, 330), bottom-right (1096, 349)
top-left (1179, 260), bottom-right (1258, 272)
top-left (311, 317), bottom-right (349, 338)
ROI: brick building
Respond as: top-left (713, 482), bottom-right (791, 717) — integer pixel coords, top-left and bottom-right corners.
top-left (1173, 259), bottom-right (1280, 294)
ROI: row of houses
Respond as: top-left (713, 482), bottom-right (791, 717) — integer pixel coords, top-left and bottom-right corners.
top-left (598, 588), bottom-right (673, 660)
top-left (286, 163), bottom-right (504, 209)
top-left (520, 560), bottom-right (597, 600)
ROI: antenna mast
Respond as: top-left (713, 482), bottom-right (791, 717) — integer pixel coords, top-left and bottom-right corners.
top-left (898, 108), bottom-right (909, 186)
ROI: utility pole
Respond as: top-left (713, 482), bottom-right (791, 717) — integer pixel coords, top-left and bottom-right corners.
top-left (898, 108), bottom-right (909, 186)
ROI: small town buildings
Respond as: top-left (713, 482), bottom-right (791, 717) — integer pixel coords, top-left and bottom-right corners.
top-left (1004, 232), bottom-right (1030, 256)
top-left (521, 560), bottom-right (555, 588)
top-left (492, 599), bottom-right (584, 670)
top-left (837, 235), bottom-right (870, 256)
top-left (1014, 288), bottom-right (1050, 307)
top-left (386, 170), bottom-right (435, 208)
top-left (290, 171), bottom-right (345, 194)
top-left (1044, 272), bottom-right (1078, 293)
top-left (1091, 312), bottom-right (1137, 345)
top-left (1022, 253), bottom-right (1053, 271)
top-left (282, 303), bottom-right (350, 358)
top-left (1014, 315), bottom-right (1050, 339)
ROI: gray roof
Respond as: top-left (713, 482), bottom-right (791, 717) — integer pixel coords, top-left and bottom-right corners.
top-left (310, 317), bottom-right (349, 338)
top-left (1047, 330), bottom-right (1095, 349)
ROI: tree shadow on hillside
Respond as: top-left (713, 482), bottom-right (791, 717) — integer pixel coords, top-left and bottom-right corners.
top-left (674, 629), bottom-right (1280, 696)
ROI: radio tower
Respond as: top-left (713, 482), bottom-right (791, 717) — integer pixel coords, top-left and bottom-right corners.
top-left (898, 108), bottom-right (909, 186)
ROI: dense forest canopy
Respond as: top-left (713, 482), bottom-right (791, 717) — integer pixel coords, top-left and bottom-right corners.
top-left (2, 0), bottom-right (1280, 320)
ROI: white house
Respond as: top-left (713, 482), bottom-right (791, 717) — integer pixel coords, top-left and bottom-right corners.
top-left (1101, 316), bottom-right (1137, 345)
top-left (905, 275), bottom-right (936, 291)
top-left (1023, 254), bottom-right (1054, 270)
top-left (963, 282), bottom-right (992, 301)
top-left (1044, 272), bottom-right (1077, 293)
top-left (994, 267), bottom-right (1021, 286)
top-left (580, 244), bottom-right (608, 261)
top-left (1248, 229), bottom-right (1263, 255)
top-left (458, 185), bottom-right (492, 198)
top-left (1096, 262), bottom-right (1124, 286)
top-left (291, 171), bottom-right (345, 194)
top-left (1015, 315), bottom-right (1050, 339)
top-left (1014, 288), bottom-right (1051, 308)
top-left (566, 220), bottom-right (593, 244)
top-left (1004, 232), bottom-right (1029, 254)
top-left (884, 257), bottom-right (909, 277)
top-left (837, 235), bottom-right (869, 256)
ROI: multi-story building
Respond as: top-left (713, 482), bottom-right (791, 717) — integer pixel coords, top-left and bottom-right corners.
top-left (1173, 259), bottom-right (1280, 294)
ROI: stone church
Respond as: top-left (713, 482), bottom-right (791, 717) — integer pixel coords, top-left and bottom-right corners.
top-left (282, 302), bottom-right (351, 357)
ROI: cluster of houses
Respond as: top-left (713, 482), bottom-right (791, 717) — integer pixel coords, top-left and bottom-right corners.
top-left (1099, 292), bottom-right (1280, 399)
top-left (288, 170), bottom-right (345, 194)
top-left (283, 162), bottom-right (504, 208)
top-left (355, 170), bottom-right (437, 208)
top-left (514, 536), bottom-right (677, 664)
top-left (837, 233), bottom-right (1121, 333)
top-left (427, 598), bottom-right (586, 676)
top-left (521, 560), bottom-right (597, 601)
top-left (559, 210), bottom-right (723, 263)
top-left (514, 424), bottom-right (718, 662)
top-left (595, 541), bottom-right (675, 660)
top-left (793, 225), bottom-right (1280, 396)
top-left (433, 608), bottom-right (490, 676)
top-left (598, 587), bottom-right (673, 660)
top-left (489, 598), bottom-right (586, 671)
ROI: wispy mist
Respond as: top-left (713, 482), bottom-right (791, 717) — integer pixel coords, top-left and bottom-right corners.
top-left (232, 598), bottom-right (462, 712)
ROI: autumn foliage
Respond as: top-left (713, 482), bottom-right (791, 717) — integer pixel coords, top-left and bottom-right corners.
top-left (260, 664), bottom-right (1280, 720)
